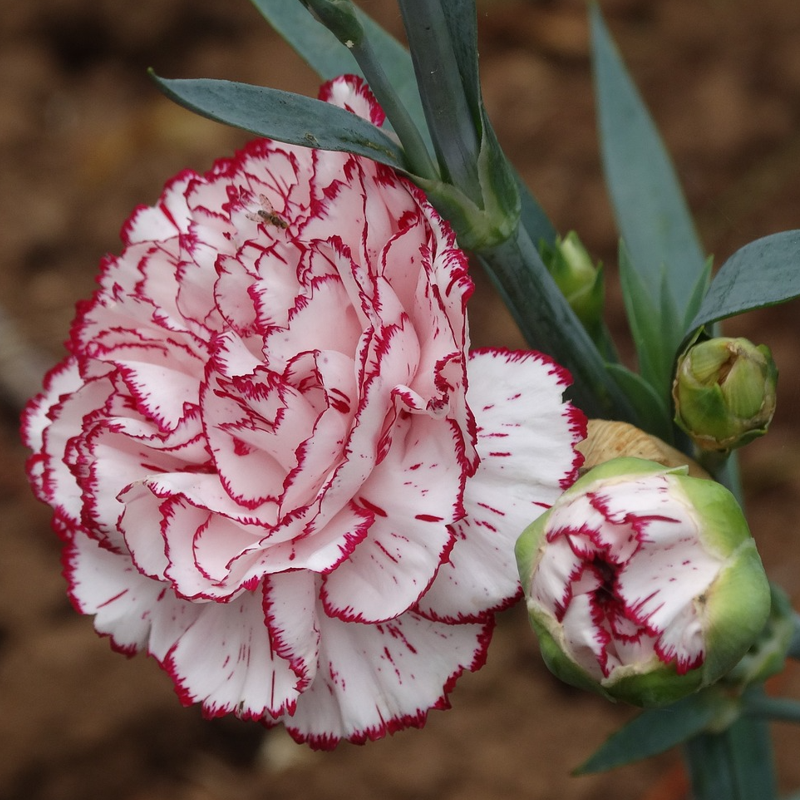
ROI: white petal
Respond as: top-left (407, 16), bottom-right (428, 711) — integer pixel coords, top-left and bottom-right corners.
top-left (163, 585), bottom-right (303, 720)
top-left (465, 348), bottom-right (584, 493)
top-left (122, 172), bottom-right (193, 244)
top-left (321, 413), bottom-right (461, 622)
top-left (318, 75), bottom-right (386, 127)
top-left (419, 348), bottom-right (584, 621)
top-left (64, 531), bottom-right (201, 655)
top-left (285, 610), bottom-right (491, 747)
top-left (263, 571), bottom-right (321, 692)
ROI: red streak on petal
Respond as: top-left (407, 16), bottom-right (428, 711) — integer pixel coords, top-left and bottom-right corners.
top-left (358, 497), bottom-right (387, 517)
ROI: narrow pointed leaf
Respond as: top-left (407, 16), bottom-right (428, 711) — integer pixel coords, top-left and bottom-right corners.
top-left (517, 174), bottom-right (557, 248)
top-left (577, 692), bottom-right (723, 774)
top-left (743, 695), bottom-right (800, 724)
top-left (606, 363), bottom-right (672, 442)
top-left (591, 4), bottom-right (706, 318)
top-left (151, 75), bottom-right (406, 170)
top-left (249, 1), bottom-right (353, 79)
top-left (686, 230), bottom-right (800, 336)
top-left (684, 255), bottom-right (714, 329)
top-left (789, 613), bottom-right (800, 659)
top-left (440, 0), bottom-right (481, 118)
top-left (398, 0), bottom-right (481, 195)
top-left (685, 712), bottom-right (777, 800)
top-left (253, 0), bottom-right (556, 250)
top-left (618, 241), bottom-right (676, 400)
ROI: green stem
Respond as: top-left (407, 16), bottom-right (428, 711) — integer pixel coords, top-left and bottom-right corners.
top-left (480, 225), bottom-right (638, 421)
top-left (397, 0), bottom-right (482, 199)
top-left (684, 691), bottom-right (777, 800)
top-left (348, 36), bottom-right (439, 181)
top-left (691, 448), bottom-right (744, 507)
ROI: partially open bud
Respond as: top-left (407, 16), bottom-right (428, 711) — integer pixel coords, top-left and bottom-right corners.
top-left (673, 337), bottom-right (778, 452)
top-left (516, 458), bottom-right (770, 707)
top-left (539, 231), bottom-right (604, 332)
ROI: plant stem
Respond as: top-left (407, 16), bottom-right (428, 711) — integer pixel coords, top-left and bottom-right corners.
top-left (480, 225), bottom-right (638, 421)
top-left (684, 691), bottom-right (777, 800)
top-left (397, 0), bottom-right (482, 199)
top-left (348, 36), bottom-right (439, 181)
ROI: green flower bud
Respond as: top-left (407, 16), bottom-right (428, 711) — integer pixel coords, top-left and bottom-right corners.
top-left (673, 337), bottom-right (778, 452)
top-left (515, 457), bottom-right (770, 707)
top-left (539, 231), bottom-right (604, 332)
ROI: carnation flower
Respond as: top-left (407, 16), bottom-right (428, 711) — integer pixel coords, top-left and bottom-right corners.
top-left (516, 457), bottom-right (770, 707)
top-left (23, 76), bottom-right (583, 747)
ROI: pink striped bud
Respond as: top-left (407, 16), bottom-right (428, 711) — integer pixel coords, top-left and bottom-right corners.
top-left (516, 458), bottom-right (769, 706)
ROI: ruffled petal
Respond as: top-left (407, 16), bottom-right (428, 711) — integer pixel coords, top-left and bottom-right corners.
top-left (418, 348), bottom-right (585, 622)
top-left (284, 610), bottom-right (492, 748)
top-left (321, 412), bottom-right (461, 623)
top-left (162, 585), bottom-right (304, 720)
top-left (318, 75), bottom-right (386, 127)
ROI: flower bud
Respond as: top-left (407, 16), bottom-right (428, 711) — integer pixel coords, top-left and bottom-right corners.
top-left (539, 231), bottom-right (604, 332)
top-left (515, 458), bottom-right (770, 707)
top-left (673, 337), bottom-right (778, 452)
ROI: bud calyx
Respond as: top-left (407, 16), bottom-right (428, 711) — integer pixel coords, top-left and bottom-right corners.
top-left (673, 337), bottom-right (778, 452)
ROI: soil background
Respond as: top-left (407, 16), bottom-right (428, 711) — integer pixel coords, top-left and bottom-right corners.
top-left (2, 1), bottom-right (800, 798)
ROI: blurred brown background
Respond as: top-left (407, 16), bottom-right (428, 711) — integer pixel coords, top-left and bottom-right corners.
top-left (2, 1), bottom-right (800, 798)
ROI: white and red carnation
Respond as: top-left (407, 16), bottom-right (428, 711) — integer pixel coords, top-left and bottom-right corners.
top-left (23, 76), bottom-right (583, 747)
top-left (516, 457), bottom-right (771, 706)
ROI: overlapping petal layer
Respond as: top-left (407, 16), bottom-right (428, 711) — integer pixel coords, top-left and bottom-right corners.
top-left (531, 473), bottom-right (723, 680)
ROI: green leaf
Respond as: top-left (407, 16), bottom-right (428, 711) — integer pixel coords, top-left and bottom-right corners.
top-left (576, 692), bottom-right (724, 774)
top-left (606, 363), bottom-right (672, 442)
top-left (151, 75), bottom-right (406, 170)
top-left (249, 0), bottom-right (429, 148)
top-left (250, 0), bottom-right (353, 79)
top-left (591, 4), bottom-right (706, 320)
top-left (789, 612), bottom-right (800, 659)
top-left (686, 230), bottom-right (800, 336)
top-left (252, 0), bottom-right (557, 249)
top-left (618, 240), bottom-right (678, 401)
top-left (439, 0), bottom-right (481, 118)
top-left (398, 0), bottom-right (481, 196)
top-left (743, 694), bottom-right (800, 724)
top-left (518, 175), bottom-right (557, 248)
top-left (685, 709), bottom-right (777, 800)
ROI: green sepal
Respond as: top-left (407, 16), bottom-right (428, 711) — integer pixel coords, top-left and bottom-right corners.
top-left (725, 583), bottom-right (794, 687)
top-left (673, 337), bottom-right (778, 452)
